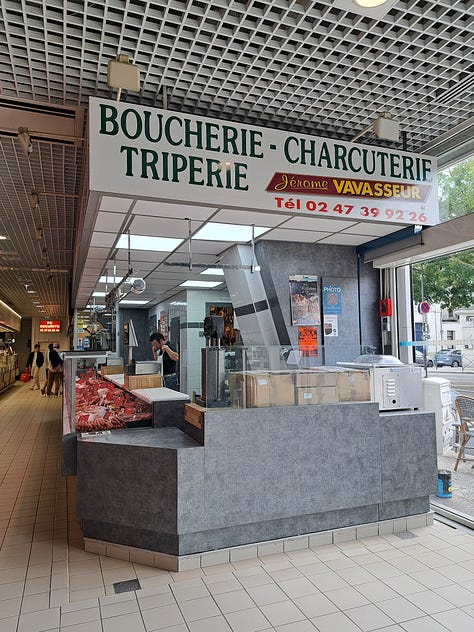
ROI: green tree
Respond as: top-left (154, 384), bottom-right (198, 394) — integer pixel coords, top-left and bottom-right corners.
top-left (411, 158), bottom-right (474, 312)
top-left (412, 251), bottom-right (474, 312)
top-left (438, 158), bottom-right (474, 221)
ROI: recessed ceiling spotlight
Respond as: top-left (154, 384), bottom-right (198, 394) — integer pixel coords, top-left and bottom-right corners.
top-left (354, 0), bottom-right (388, 6)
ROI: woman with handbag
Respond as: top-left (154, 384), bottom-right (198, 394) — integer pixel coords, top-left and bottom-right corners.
top-left (41, 343), bottom-right (63, 398)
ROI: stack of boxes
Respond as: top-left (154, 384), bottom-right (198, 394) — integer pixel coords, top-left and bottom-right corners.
top-left (229, 367), bottom-right (370, 408)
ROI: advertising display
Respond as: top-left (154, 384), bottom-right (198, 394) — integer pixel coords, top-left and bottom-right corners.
top-left (289, 275), bottom-right (320, 326)
top-left (89, 97), bottom-right (439, 227)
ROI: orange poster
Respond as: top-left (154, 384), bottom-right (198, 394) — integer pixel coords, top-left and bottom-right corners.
top-left (298, 326), bottom-right (318, 357)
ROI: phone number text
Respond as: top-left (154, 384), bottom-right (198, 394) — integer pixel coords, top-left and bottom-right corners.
top-left (274, 197), bottom-right (428, 223)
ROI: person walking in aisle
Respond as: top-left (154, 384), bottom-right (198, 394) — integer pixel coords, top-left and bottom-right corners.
top-left (41, 343), bottom-right (63, 397)
top-left (26, 343), bottom-right (44, 390)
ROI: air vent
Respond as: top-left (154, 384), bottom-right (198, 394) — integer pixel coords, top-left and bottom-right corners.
top-left (0, 95), bottom-right (84, 143)
top-left (435, 73), bottom-right (474, 105)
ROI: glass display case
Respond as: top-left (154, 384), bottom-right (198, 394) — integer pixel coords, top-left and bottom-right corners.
top-left (62, 352), bottom-right (152, 434)
top-left (198, 344), bottom-right (373, 409)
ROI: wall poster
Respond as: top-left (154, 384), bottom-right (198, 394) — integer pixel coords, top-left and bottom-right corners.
top-left (289, 275), bottom-right (320, 325)
top-left (159, 311), bottom-right (169, 339)
top-left (148, 315), bottom-right (157, 335)
top-left (323, 284), bottom-right (342, 314)
top-left (323, 315), bottom-right (338, 337)
top-left (298, 326), bottom-right (318, 357)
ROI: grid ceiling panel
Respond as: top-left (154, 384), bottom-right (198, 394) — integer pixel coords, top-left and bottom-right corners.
top-left (0, 0), bottom-right (472, 315)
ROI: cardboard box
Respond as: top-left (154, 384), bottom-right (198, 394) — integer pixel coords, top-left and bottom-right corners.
top-left (245, 372), bottom-right (271, 408)
top-left (294, 369), bottom-right (337, 388)
top-left (100, 364), bottom-right (124, 376)
top-left (124, 373), bottom-right (162, 390)
top-left (268, 371), bottom-right (295, 406)
top-left (335, 369), bottom-right (371, 402)
top-left (296, 386), bottom-right (338, 405)
top-left (184, 403), bottom-right (206, 429)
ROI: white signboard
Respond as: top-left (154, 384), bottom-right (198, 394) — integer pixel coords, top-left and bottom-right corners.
top-left (89, 97), bottom-right (439, 226)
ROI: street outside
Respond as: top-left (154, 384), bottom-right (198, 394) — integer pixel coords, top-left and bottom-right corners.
top-left (426, 367), bottom-right (474, 519)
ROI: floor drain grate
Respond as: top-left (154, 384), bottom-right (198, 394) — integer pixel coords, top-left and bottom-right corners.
top-left (395, 530), bottom-right (417, 540)
top-left (113, 579), bottom-right (141, 594)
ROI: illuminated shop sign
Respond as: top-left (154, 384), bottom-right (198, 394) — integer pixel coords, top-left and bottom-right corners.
top-left (39, 320), bottom-right (61, 333)
top-left (89, 98), bottom-right (438, 226)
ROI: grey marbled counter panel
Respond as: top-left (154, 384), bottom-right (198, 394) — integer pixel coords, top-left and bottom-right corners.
top-left (78, 427), bottom-right (200, 449)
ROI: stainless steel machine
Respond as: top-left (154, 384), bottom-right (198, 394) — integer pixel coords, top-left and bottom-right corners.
top-left (338, 354), bottom-right (423, 411)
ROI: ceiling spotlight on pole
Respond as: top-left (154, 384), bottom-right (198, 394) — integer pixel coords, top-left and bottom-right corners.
top-left (17, 127), bottom-right (33, 157)
top-left (351, 112), bottom-right (400, 143)
top-left (107, 54), bottom-right (141, 102)
top-left (29, 190), bottom-right (39, 210)
top-left (35, 227), bottom-right (43, 241)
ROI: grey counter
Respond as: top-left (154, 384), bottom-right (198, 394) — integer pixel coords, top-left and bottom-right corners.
top-left (76, 402), bottom-right (438, 556)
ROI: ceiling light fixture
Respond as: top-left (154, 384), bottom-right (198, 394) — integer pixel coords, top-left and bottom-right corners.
top-left (17, 127), bottom-right (33, 157)
top-left (29, 190), bottom-right (40, 210)
top-left (107, 54), bottom-right (141, 101)
top-left (35, 227), bottom-right (43, 240)
top-left (351, 112), bottom-right (399, 143)
top-left (354, 0), bottom-right (388, 6)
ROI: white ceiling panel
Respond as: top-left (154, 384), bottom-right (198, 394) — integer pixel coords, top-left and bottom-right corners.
top-left (94, 212), bottom-right (127, 233)
top-left (99, 196), bottom-right (135, 213)
top-left (130, 215), bottom-right (204, 238)
top-left (342, 222), bottom-right (402, 237)
top-left (262, 229), bottom-right (328, 242)
top-left (90, 232), bottom-right (119, 248)
top-left (133, 201), bottom-right (218, 220)
top-left (318, 234), bottom-right (373, 246)
top-left (213, 209), bottom-right (291, 227)
top-left (179, 241), bottom-right (234, 255)
top-left (283, 217), bottom-right (358, 232)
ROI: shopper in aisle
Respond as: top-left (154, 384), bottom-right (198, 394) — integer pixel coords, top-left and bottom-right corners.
top-left (41, 343), bottom-right (63, 397)
top-left (149, 331), bottom-right (179, 390)
top-left (26, 343), bottom-right (44, 390)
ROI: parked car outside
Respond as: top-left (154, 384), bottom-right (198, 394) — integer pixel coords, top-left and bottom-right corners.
top-left (434, 349), bottom-right (463, 367)
top-left (415, 350), bottom-right (434, 367)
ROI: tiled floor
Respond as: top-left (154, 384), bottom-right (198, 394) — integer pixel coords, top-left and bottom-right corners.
top-left (2, 383), bottom-right (474, 631)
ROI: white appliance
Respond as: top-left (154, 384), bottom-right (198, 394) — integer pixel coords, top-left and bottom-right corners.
top-left (338, 355), bottom-right (423, 411)
top-left (422, 377), bottom-right (454, 455)
top-left (134, 359), bottom-right (162, 375)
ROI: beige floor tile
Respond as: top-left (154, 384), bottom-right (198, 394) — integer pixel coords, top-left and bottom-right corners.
top-left (0, 580), bottom-right (24, 600)
top-left (310, 610), bottom-right (361, 632)
top-left (69, 587), bottom-right (106, 602)
top-left (292, 592), bottom-right (338, 619)
top-left (432, 608), bottom-right (474, 632)
top-left (69, 572), bottom-right (104, 591)
top-left (213, 589), bottom-right (256, 613)
top-left (187, 615), bottom-right (233, 631)
top-left (17, 606), bottom-right (60, 632)
top-left (246, 583), bottom-right (288, 606)
top-left (407, 589), bottom-right (457, 614)
top-left (0, 597), bottom-right (21, 619)
top-left (68, 559), bottom-right (101, 575)
top-left (171, 582), bottom-right (210, 602)
top-left (61, 621), bottom-right (103, 632)
top-left (23, 576), bottom-right (51, 596)
top-left (0, 615), bottom-right (18, 632)
top-left (324, 585), bottom-right (369, 610)
top-left (21, 592), bottom-right (51, 614)
top-left (178, 596), bottom-right (221, 622)
top-left (101, 598), bottom-right (139, 618)
top-left (260, 600), bottom-right (306, 627)
top-left (60, 606), bottom-right (100, 627)
top-left (26, 563), bottom-right (52, 579)
top-left (137, 590), bottom-right (176, 611)
top-left (225, 606), bottom-right (272, 632)
top-left (141, 603), bottom-right (185, 630)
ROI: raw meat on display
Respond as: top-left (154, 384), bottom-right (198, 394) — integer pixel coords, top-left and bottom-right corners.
top-left (74, 370), bottom-right (151, 432)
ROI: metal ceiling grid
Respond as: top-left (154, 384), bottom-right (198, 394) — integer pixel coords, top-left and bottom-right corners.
top-left (0, 0), bottom-right (473, 319)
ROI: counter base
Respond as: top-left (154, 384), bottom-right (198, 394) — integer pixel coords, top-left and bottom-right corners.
top-left (83, 509), bottom-right (434, 572)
